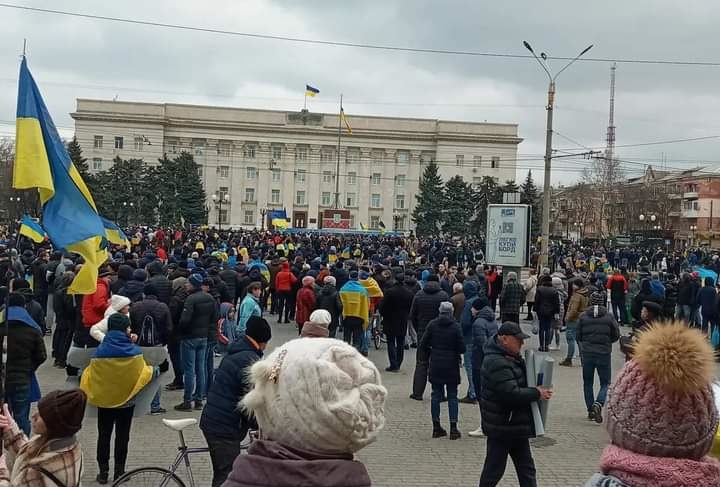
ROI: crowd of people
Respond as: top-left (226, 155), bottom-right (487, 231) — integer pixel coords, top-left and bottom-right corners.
top-left (0, 226), bottom-right (718, 486)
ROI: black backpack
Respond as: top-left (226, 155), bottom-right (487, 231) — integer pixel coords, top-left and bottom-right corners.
top-left (138, 313), bottom-right (159, 346)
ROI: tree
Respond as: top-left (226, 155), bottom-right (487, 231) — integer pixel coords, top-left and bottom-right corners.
top-left (173, 152), bottom-right (207, 225)
top-left (470, 176), bottom-right (502, 237)
top-left (412, 161), bottom-right (444, 236)
top-left (441, 175), bottom-right (476, 236)
top-left (581, 154), bottom-right (624, 237)
top-left (520, 170), bottom-right (541, 237)
top-left (500, 179), bottom-right (520, 195)
top-left (66, 136), bottom-right (90, 180)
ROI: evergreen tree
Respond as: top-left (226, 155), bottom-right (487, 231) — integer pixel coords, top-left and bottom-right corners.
top-left (154, 155), bottom-right (180, 227)
top-left (174, 152), bottom-right (207, 225)
top-left (442, 175), bottom-right (476, 236)
top-left (520, 170), bottom-right (541, 237)
top-left (412, 161), bottom-right (444, 236)
top-left (500, 179), bottom-right (520, 195)
top-left (66, 137), bottom-right (90, 180)
top-left (470, 176), bottom-right (502, 237)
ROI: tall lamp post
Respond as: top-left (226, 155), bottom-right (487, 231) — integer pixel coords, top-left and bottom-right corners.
top-left (690, 224), bottom-right (697, 245)
top-left (122, 201), bottom-right (134, 226)
top-left (524, 40), bottom-right (594, 268)
top-left (8, 196), bottom-right (21, 222)
top-left (212, 193), bottom-right (230, 231)
top-left (260, 208), bottom-right (267, 231)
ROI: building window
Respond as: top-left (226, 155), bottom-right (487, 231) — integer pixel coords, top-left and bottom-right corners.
top-left (346, 171), bottom-right (357, 185)
top-left (92, 158), bottom-right (102, 170)
top-left (244, 145), bottom-right (256, 159)
top-left (198, 166), bottom-right (203, 178)
top-left (218, 186), bottom-right (229, 200)
top-left (93, 135), bottom-right (103, 149)
top-left (244, 210), bottom-right (254, 225)
top-left (296, 146), bottom-right (308, 161)
top-left (134, 136), bottom-right (144, 151)
top-left (395, 217), bottom-right (405, 231)
top-left (370, 216), bottom-right (380, 229)
top-left (321, 192), bottom-right (332, 206)
top-left (218, 141), bottom-right (232, 157)
top-left (395, 194), bottom-right (405, 209)
top-left (346, 149), bottom-right (359, 165)
top-left (296, 190), bottom-right (306, 205)
top-left (193, 139), bottom-right (205, 156)
top-left (219, 209), bottom-right (229, 225)
top-left (218, 166), bottom-right (230, 178)
top-left (167, 139), bottom-right (178, 154)
top-left (271, 146), bottom-right (282, 160)
top-left (295, 169), bottom-right (306, 183)
top-left (322, 171), bottom-right (333, 183)
top-left (246, 167), bottom-right (257, 179)
top-left (371, 151), bottom-right (383, 165)
top-left (321, 149), bottom-right (334, 163)
top-left (420, 152), bottom-right (435, 166)
top-left (114, 136), bottom-right (124, 149)
top-left (346, 192), bottom-right (356, 207)
top-left (491, 157), bottom-right (500, 169)
top-left (271, 189), bottom-right (281, 204)
top-left (371, 173), bottom-right (381, 185)
top-left (244, 188), bottom-right (255, 203)
top-left (371, 193), bottom-right (381, 208)
top-left (350, 214), bottom-right (356, 228)
top-left (456, 155), bottom-right (464, 167)
top-left (272, 168), bottom-right (281, 182)
top-left (397, 151), bottom-right (409, 165)
top-left (396, 175), bottom-right (406, 187)
top-left (473, 156), bottom-right (482, 168)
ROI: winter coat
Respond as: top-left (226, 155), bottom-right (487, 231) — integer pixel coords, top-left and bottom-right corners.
top-left (378, 282), bottom-right (414, 337)
top-left (566, 287), bottom-right (590, 323)
top-left (237, 294), bottom-right (262, 336)
top-left (315, 284), bottom-right (343, 332)
top-left (606, 273), bottom-right (628, 301)
top-left (129, 295), bottom-right (172, 345)
top-left (459, 280), bottom-right (479, 339)
top-left (218, 268), bottom-right (239, 301)
top-left (409, 281), bottom-right (449, 338)
top-left (81, 277), bottom-right (109, 327)
top-left (451, 290), bottom-right (465, 321)
top-left (480, 336), bottom-right (539, 439)
top-left (678, 278), bottom-right (699, 306)
top-left (631, 279), bottom-right (663, 321)
top-left (178, 289), bottom-right (219, 340)
top-left (110, 265), bottom-right (133, 295)
top-left (534, 284), bottom-right (560, 319)
top-left (576, 305), bottom-right (620, 356)
top-left (499, 279), bottom-right (525, 315)
top-left (471, 306), bottom-right (498, 376)
top-left (332, 267), bottom-right (349, 291)
top-left (148, 274), bottom-right (173, 305)
top-left (200, 337), bottom-right (262, 440)
top-left (275, 263), bottom-right (297, 292)
top-left (295, 283), bottom-right (316, 326)
top-left (1, 313), bottom-right (47, 388)
top-left (118, 280), bottom-right (145, 303)
top-left (697, 277), bottom-right (718, 318)
top-left (523, 274), bottom-right (538, 303)
top-left (222, 439), bottom-right (371, 487)
top-left (419, 314), bottom-right (465, 386)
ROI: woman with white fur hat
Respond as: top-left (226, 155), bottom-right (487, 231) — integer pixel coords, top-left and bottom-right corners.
top-left (222, 338), bottom-right (387, 487)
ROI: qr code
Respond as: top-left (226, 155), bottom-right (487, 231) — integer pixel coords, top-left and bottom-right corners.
top-left (502, 222), bottom-right (514, 234)
top-left (498, 237), bottom-right (517, 253)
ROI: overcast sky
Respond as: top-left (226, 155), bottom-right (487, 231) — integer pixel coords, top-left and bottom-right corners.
top-left (2, 0), bottom-right (720, 185)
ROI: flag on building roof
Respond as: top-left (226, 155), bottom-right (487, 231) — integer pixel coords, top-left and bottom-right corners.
top-left (341, 107), bottom-right (353, 135)
top-left (18, 214), bottom-right (46, 243)
top-left (305, 84), bottom-right (320, 97)
top-left (13, 57), bottom-right (107, 294)
top-left (101, 217), bottom-right (130, 249)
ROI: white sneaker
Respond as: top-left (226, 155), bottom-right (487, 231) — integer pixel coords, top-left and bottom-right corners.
top-left (468, 427), bottom-right (485, 437)
top-left (548, 345), bottom-right (560, 351)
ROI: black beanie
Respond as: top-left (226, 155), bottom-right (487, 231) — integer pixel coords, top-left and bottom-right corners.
top-left (8, 293), bottom-right (26, 307)
top-left (245, 316), bottom-right (271, 344)
top-left (108, 313), bottom-right (130, 332)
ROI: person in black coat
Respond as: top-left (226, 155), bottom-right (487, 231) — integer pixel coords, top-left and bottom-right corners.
top-left (200, 317), bottom-right (271, 487)
top-left (147, 261), bottom-right (173, 306)
top-left (479, 322), bottom-right (552, 487)
top-left (631, 278), bottom-right (663, 322)
top-left (314, 276), bottom-right (343, 338)
top-left (379, 274), bottom-right (414, 372)
top-left (533, 275), bottom-right (560, 352)
top-left (419, 301), bottom-right (465, 440)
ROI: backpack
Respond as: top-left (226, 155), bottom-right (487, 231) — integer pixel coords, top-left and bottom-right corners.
top-left (138, 313), bottom-right (159, 346)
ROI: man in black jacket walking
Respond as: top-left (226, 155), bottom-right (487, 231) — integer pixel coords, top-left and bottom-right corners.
top-left (146, 261), bottom-right (173, 306)
top-left (379, 274), bottom-right (414, 372)
top-left (479, 322), bottom-right (552, 487)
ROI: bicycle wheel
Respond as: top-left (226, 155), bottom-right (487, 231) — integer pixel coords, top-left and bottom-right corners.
top-left (113, 467), bottom-right (187, 487)
top-left (373, 327), bottom-right (381, 350)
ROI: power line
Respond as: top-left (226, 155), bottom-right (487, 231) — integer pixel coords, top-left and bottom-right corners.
top-left (4, 3), bottom-right (720, 67)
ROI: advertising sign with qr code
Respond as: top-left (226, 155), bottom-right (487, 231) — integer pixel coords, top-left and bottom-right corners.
top-left (486, 204), bottom-right (530, 266)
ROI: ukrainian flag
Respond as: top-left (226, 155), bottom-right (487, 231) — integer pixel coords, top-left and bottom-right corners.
top-left (101, 217), bottom-right (130, 250)
top-left (269, 209), bottom-right (289, 230)
top-left (13, 57), bottom-right (107, 294)
top-left (306, 84), bottom-right (320, 97)
top-left (341, 107), bottom-right (352, 135)
top-left (360, 222), bottom-right (368, 231)
top-left (19, 214), bottom-right (46, 243)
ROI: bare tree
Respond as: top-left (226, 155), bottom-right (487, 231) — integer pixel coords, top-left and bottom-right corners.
top-left (581, 155), bottom-right (624, 237)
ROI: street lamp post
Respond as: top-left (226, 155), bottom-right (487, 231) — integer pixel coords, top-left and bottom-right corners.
top-left (524, 41), bottom-right (593, 269)
top-left (8, 196), bottom-right (21, 222)
top-left (260, 208), bottom-right (267, 231)
top-left (212, 193), bottom-right (230, 231)
top-left (690, 224), bottom-right (697, 245)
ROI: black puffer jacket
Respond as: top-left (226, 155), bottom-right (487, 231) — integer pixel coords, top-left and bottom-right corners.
top-left (480, 336), bottom-right (539, 439)
top-left (534, 282), bottom-right (560, 319)
top-left (119, 280), bottom-right (145, 303)
top-left (315, 283), bottom-right (343, 332)
top-left (379, 282), bottom-right (414, 337)
top-left (148, 274), bottom-right (173, 305)
top-left (409, 281), bottom-right (449, 338)
top-left (420, 313), bottom-right (465, 385)
top-left (129, 295), bottom-right (173, 346)
top-left (178, 289), bottom-right (219, 339)
top-left (218, 269), bottom-right (238, 302)
top-left (111, 265), bottom-right (134, 295)
top-left (1, 314), bottom-right (47, 387)
top-left (576, 305), bottom-right (620, 356)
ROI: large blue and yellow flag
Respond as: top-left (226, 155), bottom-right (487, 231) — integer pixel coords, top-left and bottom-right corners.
top-left (101, 217), bottom-right (130, 250)
top-left (269, 209), bottom-right (288, 230)
top-left (14, 58), bottom-right (107, 294)
top-left (19, 214), bottom-right (46, 243)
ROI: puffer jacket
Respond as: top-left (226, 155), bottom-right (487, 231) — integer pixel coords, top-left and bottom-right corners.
top-left (534, 283), bottom-right (560, 319)
top-left (566, 287), bottom-right (589, 323)
top-left (178, 289), bottom-right (219, 339)
top-left (409, 281), bottom-right (449, 338)
top-left (419, 313), bottom-right (465, 385)
top-left (275, 262), bottom-right (297, 292)
top-left (148, 273), bottom-right (173, 305)
top-left (460, 280), bottom-right (479, 339)
top-left (524, 274), bottom-right (538, 303)
top-left (480, 336), bottom-right (539, 439)
top-left (471, 306), bottom-right (498, 377)
top-left (576, 305), bottom-right (620, 356)
top-left (315, 283), bottom-right (343, 332)
top-left (378, 282), bottom-right (413, 337)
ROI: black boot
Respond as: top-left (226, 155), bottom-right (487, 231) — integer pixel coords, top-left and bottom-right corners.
top-left (432, 421), bottom-right (447, 438)
top-left (114, 466), bottom-right (126, 482)
top-left (96, 464), bottom-right (109, 485)
top-left (449, 422), bottom-right (461, 440)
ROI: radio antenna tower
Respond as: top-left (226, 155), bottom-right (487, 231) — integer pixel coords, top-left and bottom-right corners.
top-left (605, 63), bottom-right (617, 164)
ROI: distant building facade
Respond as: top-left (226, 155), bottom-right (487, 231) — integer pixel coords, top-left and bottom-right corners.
top-left (72, 99), bottom-right (521, 230)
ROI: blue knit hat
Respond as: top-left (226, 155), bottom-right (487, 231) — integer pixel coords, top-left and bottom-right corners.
top-left (188, 273), bottom-right (203, 289)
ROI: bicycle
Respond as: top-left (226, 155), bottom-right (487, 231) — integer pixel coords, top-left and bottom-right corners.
top-left (112, 418), bottom-right (255, 487)
top-left (370, 311), bottom-right (386, 350)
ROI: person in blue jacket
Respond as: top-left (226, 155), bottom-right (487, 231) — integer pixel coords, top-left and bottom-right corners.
top-left (697, 276), bottom-right (718, 336)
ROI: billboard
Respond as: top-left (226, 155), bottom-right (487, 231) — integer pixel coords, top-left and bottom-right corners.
top-left (486, 204), bottom-right (531, 266)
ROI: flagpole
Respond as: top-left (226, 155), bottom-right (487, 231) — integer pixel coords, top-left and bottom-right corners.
top-left (334, 94), bottom-right (343, 209)
top-left (304, 86), bottom-right (307, 111)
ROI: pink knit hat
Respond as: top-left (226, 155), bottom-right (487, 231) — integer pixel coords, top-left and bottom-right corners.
top-left (605, 323), bottom-right (719, 459)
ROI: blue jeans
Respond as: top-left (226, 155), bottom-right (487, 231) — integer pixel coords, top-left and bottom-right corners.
top-left (463, 342), bottom-right (475, 399)
top-left (582, 353), bottom-right (611, 412)
top-left (7, 384), bottom-right (31, 436)
top-left (181, 338), bottom-right (208, 403)
top-left (565, 324), bottom-right (577, 359)
top-left (431, 383), bottom-right (459, 422)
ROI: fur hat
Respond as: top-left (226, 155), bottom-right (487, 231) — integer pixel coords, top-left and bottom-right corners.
top-left (301, 310), bottom-right (331, 338)
top-left (605, 323), bottom-right (718, 459)
top-left (242, 338), bottom-right (386, 454)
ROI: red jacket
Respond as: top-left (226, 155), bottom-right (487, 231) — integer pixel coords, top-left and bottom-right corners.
top-left (606, 273), bottom-right (628, 295)
top-left (295, 284), bottom-right (316, 326)
top-left (275, 263), bottom-right (297, 292)
top-left (82, 277), bottom-right (110, 327)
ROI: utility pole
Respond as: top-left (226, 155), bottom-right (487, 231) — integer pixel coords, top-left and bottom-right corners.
top-left (523, 41), bottom-right (593, 269)
top-left (334, 94), bottom-right (343, 209)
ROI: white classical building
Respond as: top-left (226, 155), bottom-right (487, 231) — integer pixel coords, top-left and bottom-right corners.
top-left (71, 99), bottom-right (521, 230)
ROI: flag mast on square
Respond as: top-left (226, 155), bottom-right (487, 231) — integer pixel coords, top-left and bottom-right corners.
top-left (13, 57), bottom-right (107, 294)
top-left (304, 84), bottom-right (319, 109)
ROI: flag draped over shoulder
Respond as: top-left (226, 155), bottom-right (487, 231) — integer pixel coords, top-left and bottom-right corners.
top-left (19, 214), bottom-right (46, 243)
top-left (101, 216), bottom-right (130, 249)
top-left (339, 281), bottom-right (370, 330)
top-left (80, 330), bottom-right (153, 408)
top-left (14, 57), bottom-right (107, 294)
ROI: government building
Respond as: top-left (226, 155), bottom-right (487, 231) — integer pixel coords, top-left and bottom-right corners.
top-left (71, 99), bottom-right (521, 231)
